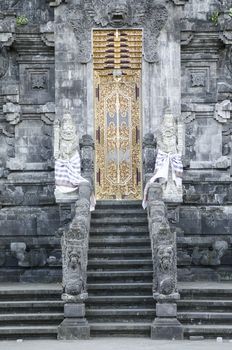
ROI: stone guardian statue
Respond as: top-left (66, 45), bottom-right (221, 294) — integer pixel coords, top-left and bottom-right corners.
top-left (143, 109), bottom-right (184, 206)
top-left (54, 113), bottom-right (88, 196)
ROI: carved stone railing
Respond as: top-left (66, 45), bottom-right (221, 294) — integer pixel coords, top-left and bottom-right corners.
top-left (57, 135), bottom-right (94, 340)
top-left (146, 183), bottom-right (183, 340)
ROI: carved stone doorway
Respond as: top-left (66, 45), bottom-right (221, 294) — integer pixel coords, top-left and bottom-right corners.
top-left (93, 29), bottom-right (142, 200)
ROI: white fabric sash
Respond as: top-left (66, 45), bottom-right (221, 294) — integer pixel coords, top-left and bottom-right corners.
top-left (55, 151), bottom-right (95, 211)
top-left (142, 150), bottom-right (183, 209)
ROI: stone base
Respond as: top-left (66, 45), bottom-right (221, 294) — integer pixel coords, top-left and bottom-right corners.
top-left (55, 188), bottom-right (79, 204)
top-left (151, 317), bottom-right (183, 340)
top-left (162, 181), bottom-right (183, 204)
top-left (57, 318), bottom-right (90, 340)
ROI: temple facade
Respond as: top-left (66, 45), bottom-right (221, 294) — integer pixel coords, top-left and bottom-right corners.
top-left (0, 0), bottom-right (232, 340)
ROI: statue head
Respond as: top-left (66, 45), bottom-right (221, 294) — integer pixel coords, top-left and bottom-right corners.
top-left (161, 109), bottom-right (177, 138)
top-left (158, 245), bottom-right (174, 272)
top-left (61, 114), bottom-right (75, 141)
top-left (68, 246), bottom-right (81, 269)
top-left (69, 216), bottom-right (88, 239)
top-left (106, 0), bottom-right (130, 26)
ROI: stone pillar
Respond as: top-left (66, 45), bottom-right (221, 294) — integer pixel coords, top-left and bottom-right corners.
top-left (142, 133), bottom-right (156, 185)
top-left (147, 183), bottom-right (183, 340)
top-left (57, 185), bottom-right (91, 340)
top-left (79, 134), bottom-right (94, 186)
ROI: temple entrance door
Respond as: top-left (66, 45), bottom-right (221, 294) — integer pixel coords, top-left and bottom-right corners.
top-left (93, 29), bottom-right (142, 200)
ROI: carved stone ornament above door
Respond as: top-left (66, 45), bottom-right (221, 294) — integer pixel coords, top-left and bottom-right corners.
top-left (60, 0), bottom-right (169, 63)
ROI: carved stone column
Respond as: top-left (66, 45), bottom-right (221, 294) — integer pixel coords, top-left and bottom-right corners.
top-left (79, 134), bottom-right (94, 186)
top-left (142, 133), bottom-right (156, 185)
top-left (57, 183), bottom-right (91, 340)
top-left (147, 183), bottom-right (183, 340)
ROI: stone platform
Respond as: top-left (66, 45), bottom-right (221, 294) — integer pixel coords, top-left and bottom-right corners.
top-left (0, 282), bottom-right (232, 340)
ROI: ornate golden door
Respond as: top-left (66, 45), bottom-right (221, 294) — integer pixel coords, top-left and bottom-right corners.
top-left (93, 29), bottom-right (142, 200)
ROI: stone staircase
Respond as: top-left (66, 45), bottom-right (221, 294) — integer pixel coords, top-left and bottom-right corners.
top-left (0, 200), bottom-right (231, 339)
top-left (86, 200), bottom-right (155, 337)
top-left (0, 284), bottom-right (63, 339)
top-left (177, 283), bottom-right (232, 339)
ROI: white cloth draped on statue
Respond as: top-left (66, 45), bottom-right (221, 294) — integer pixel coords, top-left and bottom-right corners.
top-left (55, 151), bottom-right (96, 211)
top-left (142, 150), bottom-right (183, 209)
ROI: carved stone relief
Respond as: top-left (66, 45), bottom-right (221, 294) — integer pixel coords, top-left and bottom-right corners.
top-left (214, 99), bottom-right (232, 123)
top-left (61, 0), bottom-right (168, 63)
top-left (19, 65), bottom-right (54, 104)
top-left (3, 102), bottom-right (21, 125)
top-left (217, 45), bottom-right (232, 101)
top-left (187, 67), bottom-right (210, 93)
top-left (10, 242), bottom-right (48, 267)
top-left (0, 46), bottom-right (9, 79)
top-left (0, 124), bottom-right (15, 178)
top-left (143, 133), bottom-right (156, 182)
top-left (61, 196), bottom-right (90, 302)
top-left (147, 183), bottom-right (179, 300)
top-left (192, 240), bottom-right (229, 266)
top-left (40, 21), bottom-right (55, 47)
top-left (191, 72), bottom-right (206, 87)
top-left (31, 74), bottom-right (48, 90)
top-left (48, 0), bottom-right (68, 6)
top-left (158, 245), bottom-right (174, 273)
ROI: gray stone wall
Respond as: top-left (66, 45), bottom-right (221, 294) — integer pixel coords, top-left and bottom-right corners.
top-left (0, 0), bottom-right (60, 282)
top-left (177, 0), bottom-right (232, 281)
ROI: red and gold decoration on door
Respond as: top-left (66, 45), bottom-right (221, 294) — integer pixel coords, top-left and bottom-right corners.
top-left (93, 29), bottom-right (142, 200)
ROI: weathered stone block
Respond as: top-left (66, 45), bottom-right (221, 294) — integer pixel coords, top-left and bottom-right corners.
top-left (64, 303), bottom-right (85, 318)
top-left (57, 318), bottom-right (90, 340)
top-left (179, 207), bottom-right (201, 235)
top-left (151, 318), bottom-right (183, 340)
top-left (156, 303), bottom-right (177, 317)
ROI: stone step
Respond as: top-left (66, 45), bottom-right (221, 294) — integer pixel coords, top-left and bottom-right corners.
top-left (88, 248), bottom-right (151, 257)
top-left (87, 269), bottom-right (153, 278)
top-left (86, 308), bottom-right (155, 321)
top-left (0, 286), bottom-right (62, 301)
top-left (0, 300), bottom-right (64, 313)
top-left (88, 259), bottom-right (153, 270)
top-left (89, 233), bottom-right (149, 239)
top-left (89, 238), bottom-right (150, 247)
top-left (87, 282), bottom-right (152, 293)
top-left (90, 226), bottom-right (149, 234)
top-left (178, 312), bottom-right (232, 324)
top-left (177, 299), bottom-right (232, 311)
top-left (0, 325), bottom-right (58, 339)
top-left (88, 282), bottom-right (153, 288)
top-left (87, 308), bottom-right (155, 316)
top-left (91, 217), bottom-right (148, 225)
top-left (87, 295), bottom-right (155, 307)
top-left (0, 313), bottom-right (63, 323)
top-left (87, 270), bottom-right (153, 283)
top-left (180, 288), bottom-right (232, 299)
top-left (92, 209), bottom-right (147, 217)
top-left (183, 324), bottom-right (232, 339)
top-left (89, 322), bottom-right (151, 337)
top-left (96, 201), bottom-right (143, 209)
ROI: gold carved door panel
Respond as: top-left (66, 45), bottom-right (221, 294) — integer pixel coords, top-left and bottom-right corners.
top-left (93, 29), bottom-right (142, 200)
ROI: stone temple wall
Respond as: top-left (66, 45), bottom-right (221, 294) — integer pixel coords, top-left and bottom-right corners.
top-left (178, 0), bottom-right (232, 281)
top-left (0, 0), bottom-right (231, 282)
top-left (0, 0), bottom-right (61, 282)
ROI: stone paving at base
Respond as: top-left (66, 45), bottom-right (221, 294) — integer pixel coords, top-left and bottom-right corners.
top-left (1, 338), bottom-right (232, 350)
